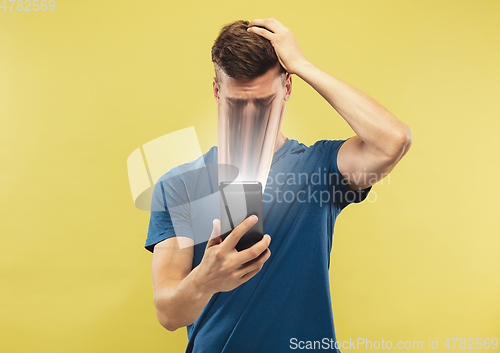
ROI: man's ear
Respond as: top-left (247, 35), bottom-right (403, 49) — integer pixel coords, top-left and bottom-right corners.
top-left (284, 73), bottom-right (292, 101)
top-left (213, 77), bottom-right (220, 104)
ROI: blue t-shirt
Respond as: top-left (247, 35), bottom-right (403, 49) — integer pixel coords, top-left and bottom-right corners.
top-left (146, 138), bottom-right (372, 352)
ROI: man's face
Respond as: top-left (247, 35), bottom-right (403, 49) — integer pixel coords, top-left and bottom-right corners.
top-left (214, 65), bottom-right (292, 187)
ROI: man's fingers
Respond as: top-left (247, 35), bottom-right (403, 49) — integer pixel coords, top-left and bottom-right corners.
top-left (247, 18), bottom-right (279, 33)
top-left (247, 26), bottom-right (273, 40)
top-left (235, 248), bottom-right (271, 279)
top-left (221, 215), bottom-right (258, 251)
top-left (238, 234), bottom-right (271, 263)
top-left (206, 219), bottom-right (221, 248)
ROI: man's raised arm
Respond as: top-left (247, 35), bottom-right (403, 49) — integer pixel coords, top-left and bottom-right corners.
top-left (248, 18), bottom-right (412, 190)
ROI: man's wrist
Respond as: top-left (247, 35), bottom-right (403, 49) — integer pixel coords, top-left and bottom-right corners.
top-left (292, 60), bottom-right (316, 79)
top-left (188, 266), bottom-right (214, 301)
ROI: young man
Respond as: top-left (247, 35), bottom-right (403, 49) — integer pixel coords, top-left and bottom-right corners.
top-left (145, 18), bottom-right (411, 352)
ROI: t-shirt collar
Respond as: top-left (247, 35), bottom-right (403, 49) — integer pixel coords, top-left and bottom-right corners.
top-left (272, 137), bottom-right (291, 163)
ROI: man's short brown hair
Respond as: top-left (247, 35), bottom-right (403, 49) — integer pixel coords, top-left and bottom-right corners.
top-left (211, 20), bottom-right (287, 89)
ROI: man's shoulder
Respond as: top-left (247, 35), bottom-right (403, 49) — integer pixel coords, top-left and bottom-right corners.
top-left (308, 139), bottom-right (346, 149)
top-left (283, 138), bottom-right (306, 154)
top-left (285, 138), bottom-right (346, 157)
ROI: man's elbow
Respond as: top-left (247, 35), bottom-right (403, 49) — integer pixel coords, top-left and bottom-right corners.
top-left (387, 124), bottom-right (412, 161)
top-left (154, 296), bottom-right (179, 332)
top-left (398, 124), bottom-right (412, 153)
top-left (162, 321), bottom-right (179, 332)
top-left (155, 300), bottom-right (193, 331)
top-left (156, 310), bottom-right (179, 332)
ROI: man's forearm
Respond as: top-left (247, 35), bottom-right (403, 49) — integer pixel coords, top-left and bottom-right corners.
top-left (154, 266), bottom-right (214, 331)
top-left (295, 61), bottom-right (411, 157)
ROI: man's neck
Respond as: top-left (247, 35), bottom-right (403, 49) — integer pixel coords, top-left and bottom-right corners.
top-left (274, 132), bottom-right (287, 152)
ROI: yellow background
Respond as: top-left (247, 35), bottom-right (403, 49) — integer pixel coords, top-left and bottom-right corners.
top-left (1, 0), bottom-right (499, 352)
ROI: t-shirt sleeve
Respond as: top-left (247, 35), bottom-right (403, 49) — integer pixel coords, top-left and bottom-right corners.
top-left (314, 138), bottom-right (372, 211)
top-left (144, 170), bottom-right (195, 253)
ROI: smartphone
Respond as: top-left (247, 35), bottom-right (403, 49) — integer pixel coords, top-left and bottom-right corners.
top-left (219, 181), bottom-right (264, 251)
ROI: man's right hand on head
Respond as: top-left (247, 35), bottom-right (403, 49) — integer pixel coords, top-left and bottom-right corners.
top-left (192, 215), bottom-right (272, 295)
